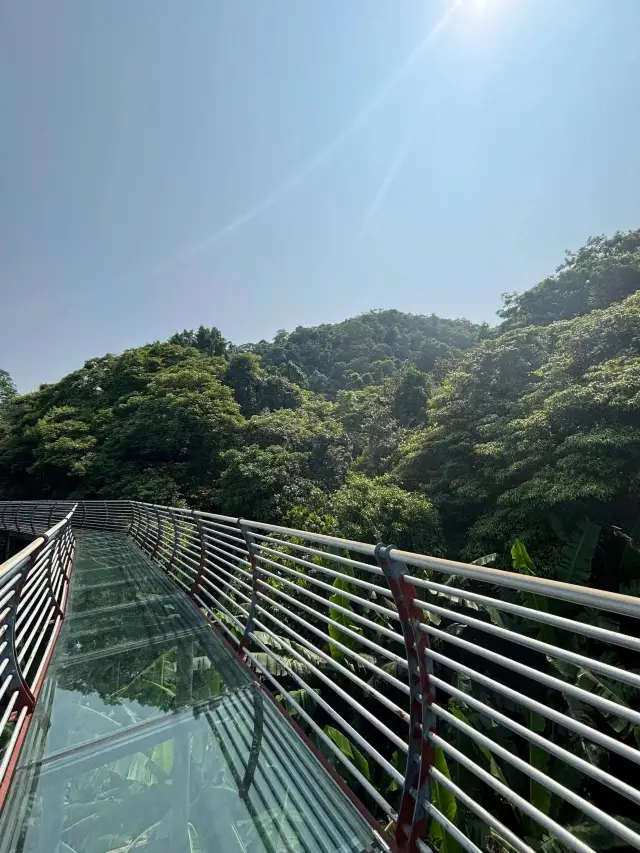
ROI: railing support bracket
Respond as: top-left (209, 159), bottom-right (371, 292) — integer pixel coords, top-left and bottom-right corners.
top-left (375, 543), bottom-right (435, 853)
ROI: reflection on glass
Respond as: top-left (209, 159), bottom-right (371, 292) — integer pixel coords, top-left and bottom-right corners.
top-left (0, 532), bottom-right (386, 853)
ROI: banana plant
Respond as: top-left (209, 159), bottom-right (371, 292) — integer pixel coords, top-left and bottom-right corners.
top-left (327, 564), bottom-right (363, 659)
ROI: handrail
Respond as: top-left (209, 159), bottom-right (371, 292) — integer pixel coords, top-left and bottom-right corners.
top-left (120, 501), bottom-right (640, 853)
top-left (0, 505), bottom-right (77, 808)
top-left (0, 499), bottom-right (639, 853)
top-left (0, 537), bottom-right (45, 578)
top-left (394, 547), bottom-right (640, 619)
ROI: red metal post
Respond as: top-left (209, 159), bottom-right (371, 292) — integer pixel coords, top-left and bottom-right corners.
top-left (375, 544), bottom-right (435, 853)
top-left (237, 519), bottom-right (259, 658)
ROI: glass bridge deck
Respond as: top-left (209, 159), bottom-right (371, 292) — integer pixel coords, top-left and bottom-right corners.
top-left (0, 532), bottom-right (387, 853)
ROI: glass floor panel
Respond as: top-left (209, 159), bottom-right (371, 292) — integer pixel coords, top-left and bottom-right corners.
top-left (38, 631), bottom-right (249, 759)
top-left (67, 581), bottom-right (168, 612)
top-left (0, 531), bottom-right (389, 853)
top-left (60, 595), bottom-right (202, 659)
top-left (2, 688), bottom-right (386, 853)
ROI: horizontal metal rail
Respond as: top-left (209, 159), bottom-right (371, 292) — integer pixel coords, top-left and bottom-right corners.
top-left (0, 506), bottom-right (76, 808)
top-left (1, 499), bottom-right (639, 853)
top-left (0, 500), bottom-right (132, 534)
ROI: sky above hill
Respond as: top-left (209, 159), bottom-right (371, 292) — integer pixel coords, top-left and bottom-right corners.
top-left (2, 0), bottom-right (639, 391)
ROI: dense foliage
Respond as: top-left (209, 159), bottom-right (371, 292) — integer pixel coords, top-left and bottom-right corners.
top-left (498, 230), bottom-right (640, 330)
top-left (1, 227), bottom-right (639, 851)
top-left (0, 368), bottom-right (16, 434)
top-left (2, 228), bottom-right (639, 568)
top-left (240, 308), bottom-right (481, 396)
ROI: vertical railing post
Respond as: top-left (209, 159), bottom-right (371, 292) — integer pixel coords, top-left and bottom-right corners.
top-left (140, 504), bottom-right (152, 554)
top-left (151, 505), bottom-right (163, 559)
top-left (125, 500), bottom-right (134, 535)
top-left (167, 509), bottom-right (180, 576)
top-left (188, 511), bottom-right (207, 598)
top-left (56, 520), bottom-right (75, 620)
top-left (41, 534), bottom-right (64, 619)
top-left (237, 519), bottom-right (259, 657)
top-left (129, 501), bottom-right (142, 544)
top-left (375, 543), bottom-right (435, 853)
top-left (59, 524), bottom-right (71, 584)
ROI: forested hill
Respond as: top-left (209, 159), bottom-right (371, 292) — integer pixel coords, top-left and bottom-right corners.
top-left (237, 309), bottom-right (482, 396)
top-left (1, 228), bottom-right (639, 588)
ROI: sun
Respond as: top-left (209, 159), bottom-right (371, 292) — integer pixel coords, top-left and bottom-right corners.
top-left (463, 0), bottom-right (503, 23)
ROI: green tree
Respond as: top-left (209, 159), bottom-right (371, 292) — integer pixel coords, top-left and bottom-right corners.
top-left (0, 369), bottom-right (16, 408)
top-left (93, 363), bottom-right (242, 504)
top-left (392, 365), bottom-right (431, 427)
top-left (288, 473), bottom-right (444, 556)
top-left (397, 325), bottom-right (554, 548)
top-left (27, 406), bottom-right (97, 495)
top-left (250, 309), bottom-right (480, 397)
top-left (215, 444), bottom-right (319, 522)
top-left (498, 228), bottom-right (640, 330)
top-left (169, 325), bottom-right (228, 356)
top-left (0, 368), bottom-right (17, 438)
top-left (334, 383), bottom-right (409, 477)
top-left (468, 292), bottom-right (640, 556)
top-left (221, 353), bottom-right (302, 416)
top-left (330, 473), bottom-right (444, 554)
top-left (243, 402), bottom-right (351, 490)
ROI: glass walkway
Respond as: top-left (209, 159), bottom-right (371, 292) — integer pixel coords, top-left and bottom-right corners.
top-left (0, 532), bottom-right (388, 853)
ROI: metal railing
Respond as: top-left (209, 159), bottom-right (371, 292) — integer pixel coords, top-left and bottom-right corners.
top-left (0, 500), bottom-right (131, 535)
top-left (1, 500), bottom-right (639, 853)
top-left (0, 506), bottom-right (76, 807)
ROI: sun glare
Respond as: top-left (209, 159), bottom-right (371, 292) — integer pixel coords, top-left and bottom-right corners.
top-left (463, 0), bottom-right (506, 25)
top-left (471, 0), bottom-right (491, 14)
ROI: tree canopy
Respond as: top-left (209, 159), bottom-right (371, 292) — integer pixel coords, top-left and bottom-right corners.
top-left (1, 227), bottom-right (639, 568)
top-left (0, 369), bottom-right (17, 435)
top-left (2, 229), bottom-right (640, 851)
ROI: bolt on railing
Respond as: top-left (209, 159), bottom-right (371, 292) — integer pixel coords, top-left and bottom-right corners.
top-left (1, 499), bottom-right (640, 853)
top-left (0, 506), bottom-right (76, 807)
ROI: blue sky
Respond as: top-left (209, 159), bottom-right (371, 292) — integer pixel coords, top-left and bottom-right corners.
top-left (1, 0), bottom-right (639, 391)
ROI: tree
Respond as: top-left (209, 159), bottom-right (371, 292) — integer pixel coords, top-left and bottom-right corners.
top-left (27, 406), bottom-right (97, 496)
top-left (0, 369), bottom-right (16, 408)
top-left (93, 363), bottom-right (242, 504)
top-left (392, 365), bottom-right (431, 427)
top-left (0, 369), bottom-right (17, 439)
top-left (467, 292), bottom-right (640, 557)
top-left (498, 228), bottom-right (640, 330)
top-left (243, 402), bottom-right (352, 491)
top-left (334, 384), bottom-right (405, 477)
top-left (287, 473), bottom-right (444, 556)
top-left (169, 325), bottom-right (228, 357)
top-left (215, 444), bottom-right (318, 522)
top-left (250, 309), bottom-right (480, 397)
top-left (397, 288), bottom-right (640, 562)
top-left (221, 353), bottom-right (302, 417)
top-left (329, 474), bottom-right (444, 554)
top-left (0, 343), bottom-right (240, 503)
top-left (413, 338), bottom-right (455, 373)
top-left (397, 325), bottom-right (555, 549)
